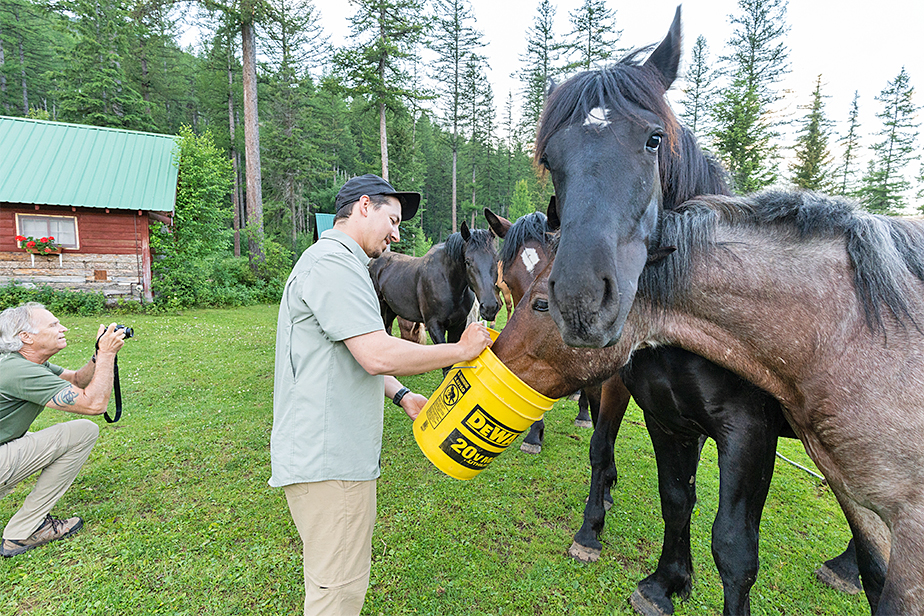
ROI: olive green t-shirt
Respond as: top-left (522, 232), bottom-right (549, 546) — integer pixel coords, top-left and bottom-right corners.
top-left (0, 352), bottom-right (68, 445)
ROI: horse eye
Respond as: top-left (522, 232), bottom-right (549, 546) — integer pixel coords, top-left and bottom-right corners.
top-left (532, 298), bottom-right (549, 312)
top-left (646, 133), bottom-right (663, 151)
top-left (539, 154), bottom-right (551, 170)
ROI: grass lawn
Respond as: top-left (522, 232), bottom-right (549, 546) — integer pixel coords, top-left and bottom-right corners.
top-left (0, 305), bottom-right (867, 615)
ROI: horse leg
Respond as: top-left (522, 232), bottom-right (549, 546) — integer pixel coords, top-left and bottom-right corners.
top-left (570, 377), bottom-right (627, 563)
top-left (520, 419), bottom-right (545, 455)
top-left (630, 425), bottom-right (702, 616)
top-left (382, 303), bottom-right (398, 336)
top-left (815, 538), bottom-right (862, 595)
top-left (574, 389), bottom-right (593, 428)
top-left (709, 428), bottom-right (779, 616)
top-left (875, 504), bottom-right (924, 615)
top-left (829, 488), bottom-right (890, 613)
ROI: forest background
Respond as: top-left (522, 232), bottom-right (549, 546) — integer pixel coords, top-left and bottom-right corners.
top-left (0, 0), bottom-right (922, 309)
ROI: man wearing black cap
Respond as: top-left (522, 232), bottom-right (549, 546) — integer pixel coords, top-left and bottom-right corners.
top-left (271, 174), bottom-right (492, 615)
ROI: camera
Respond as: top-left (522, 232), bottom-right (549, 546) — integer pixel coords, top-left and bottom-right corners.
top-left (114, 324), bottom-right (134, 339)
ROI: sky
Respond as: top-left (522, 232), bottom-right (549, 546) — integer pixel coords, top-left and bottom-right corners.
top-left (313, 0), bottom-right (924, 173)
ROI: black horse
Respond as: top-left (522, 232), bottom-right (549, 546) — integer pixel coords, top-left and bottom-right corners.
top-left (369, 221), bottom-right (500, 346)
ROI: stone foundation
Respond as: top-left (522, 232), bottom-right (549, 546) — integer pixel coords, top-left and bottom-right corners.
top-left (0, 251), bottom-right (146, 302)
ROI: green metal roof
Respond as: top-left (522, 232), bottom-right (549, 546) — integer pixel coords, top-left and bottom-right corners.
top-left (0, 116), bottom-right (178, 212)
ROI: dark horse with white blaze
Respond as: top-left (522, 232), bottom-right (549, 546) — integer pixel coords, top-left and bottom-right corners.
top-left (522, 6), bottom-right (923, 615)
top-left (369, 221), bottom-right (500, 345)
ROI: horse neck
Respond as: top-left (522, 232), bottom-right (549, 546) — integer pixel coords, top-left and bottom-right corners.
top-left (632, 226), bottom-right (864, 410)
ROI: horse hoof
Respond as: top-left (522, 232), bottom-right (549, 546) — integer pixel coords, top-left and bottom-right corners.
top-left (815, 564), bottom-right (861, 595)
top-left (574, 419), bottom-right (593, 428)
top-left (629, 588), bottom-right (673, 616)
top-left (568, 541), bottom-right (601, 563)
top-left (520, 442), bottom-right (542, 455)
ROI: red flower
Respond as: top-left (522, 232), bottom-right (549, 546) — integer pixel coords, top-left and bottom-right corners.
top-left (15, 235), bottom-right (26, 242)
top-left (44, 247), bottom-right (53, 253)
top-left (26, 241), bottom-right (36, 248)
top-left (48, 236), bottom-right (54, 241)
top-left (40, 237), bottom-right (49, 243)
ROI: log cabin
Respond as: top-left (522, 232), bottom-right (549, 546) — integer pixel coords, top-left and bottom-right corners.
top-left (0, 116), bottom-right (178, 302)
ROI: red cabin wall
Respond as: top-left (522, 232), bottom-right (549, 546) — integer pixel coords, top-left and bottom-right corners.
top-left (0, 202), bottom-right (158, 301)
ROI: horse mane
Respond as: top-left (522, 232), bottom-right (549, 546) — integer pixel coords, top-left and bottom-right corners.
top-left (498, 212), bottom-right (550, 271)
top-left (642, 190), bottom-right (924, 333)
top-left (534, 50), bottom-right (728, 210)
top-left (444, 228), bottom-right (495, 263)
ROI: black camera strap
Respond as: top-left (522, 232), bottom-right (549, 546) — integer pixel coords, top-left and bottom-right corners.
top-left (94, 335), bottom-right (123, 423)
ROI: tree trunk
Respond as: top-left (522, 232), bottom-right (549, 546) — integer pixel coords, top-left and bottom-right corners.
top-left (0, 21), bottom-right (8, 114)
top-left (228, 36), bottom-right (241, 258)
top-left (380, 101), bottom-right (389, 181)
top-left (451, 143), bottom-right (458, 233)
top-left (15, 14), bottom-right (27, 114)
top-left (241, 19), bottom-right (265, 268)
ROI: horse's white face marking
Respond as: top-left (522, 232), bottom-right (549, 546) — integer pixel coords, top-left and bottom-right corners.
top-left (520, 247), bottom-right (540, 274)
top-left (583, 107), bottom-right (610, 127)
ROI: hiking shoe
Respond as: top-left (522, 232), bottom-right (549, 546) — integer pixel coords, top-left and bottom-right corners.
top-left (1, 515), bottom-right (83, 557)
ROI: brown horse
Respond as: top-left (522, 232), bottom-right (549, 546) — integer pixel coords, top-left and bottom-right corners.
top-left (484, 207), bottom-right (595, 454)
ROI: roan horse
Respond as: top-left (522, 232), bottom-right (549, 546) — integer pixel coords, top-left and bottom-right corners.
top-left (489, 204), bottom-right (859, 614)
top-left (484, 208), bottom-right (594, 454)
top-left (369, 221), bottom-right (500, 345)
top-left (527, 7), bottom-right (923, 614)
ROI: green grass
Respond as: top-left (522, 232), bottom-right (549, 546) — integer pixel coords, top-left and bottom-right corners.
top-left (0, 305), bottom-right (868, 615)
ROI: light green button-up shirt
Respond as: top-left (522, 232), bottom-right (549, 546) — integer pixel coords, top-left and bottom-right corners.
top-left (269, 228), bottom-right (386, 486)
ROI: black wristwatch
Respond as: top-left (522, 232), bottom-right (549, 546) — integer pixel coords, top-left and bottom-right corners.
top-left (392, 387), bottom-right (411, 407)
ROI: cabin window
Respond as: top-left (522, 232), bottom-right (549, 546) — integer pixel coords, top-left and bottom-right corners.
top-left (15, 214), bottom-right (79, 249)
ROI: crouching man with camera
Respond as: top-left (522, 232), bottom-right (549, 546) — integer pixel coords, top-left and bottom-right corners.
top-left (0, 302), bottom-right (126, 557)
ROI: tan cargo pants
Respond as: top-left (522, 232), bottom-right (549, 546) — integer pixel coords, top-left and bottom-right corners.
top-left (284, 479), bottom-right (377, 616)
top-left (0, 419), bottom-right (98, 540)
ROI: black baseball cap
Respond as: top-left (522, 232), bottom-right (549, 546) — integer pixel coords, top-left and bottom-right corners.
top-left (334, 174), bottom-right (420, 221)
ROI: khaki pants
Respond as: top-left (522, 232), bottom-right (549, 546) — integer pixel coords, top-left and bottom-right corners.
top-left (284, 479), bottom-right (377, 616)
top-left (0, 419), bottom-right (98, 540)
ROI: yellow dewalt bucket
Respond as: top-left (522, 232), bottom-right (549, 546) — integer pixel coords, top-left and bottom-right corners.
top-left (413, 329), bottom-right (555, 480)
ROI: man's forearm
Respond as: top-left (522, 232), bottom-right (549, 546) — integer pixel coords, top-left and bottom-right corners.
top-left (71, 357), bottom-right (96, 389)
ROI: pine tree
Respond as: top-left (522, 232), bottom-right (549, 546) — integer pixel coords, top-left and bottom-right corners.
top-left (833, 91), bottom-right (862, 197)
top-left (53, 0), bottom-right (150, 129)
top-left (710, 0), bottom-right (789, 193)
top-left (858, 67), bottom-right (920, 215)
top-left (517, 0), bottom-right (556, 140)
top-left (334, 0), bottom-right (428, 181)
top-left (678, 35), bottom-right (714, 140)
top-left (557, 0), bottom-right (621, 75)
top-left (430, 0), bottom-right (483, 233)
top-left (0, 0), bottom-right (65, 116)
top-left (789, 75), bottom-right (833, 191)
top-left (260, 0), bottom-right (328, 253)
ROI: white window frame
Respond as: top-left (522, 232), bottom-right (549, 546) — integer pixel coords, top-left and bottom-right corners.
top-left (15, 213), bottom-right (80, 250)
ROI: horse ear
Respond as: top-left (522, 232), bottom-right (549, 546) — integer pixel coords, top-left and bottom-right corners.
top-left (546, 196), bottom-right (561, 232)
top-left (644, 5), bottom-right (682, 90)
top-left (647, 245), bottom-right (676, 264)
top-left (484, 207), bottom-right (512, 239)
top-left (460, 220), bottom-right (471, 241)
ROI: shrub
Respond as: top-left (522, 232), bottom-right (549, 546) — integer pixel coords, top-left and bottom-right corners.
top-left (0, 282), bottom-right (107, 316)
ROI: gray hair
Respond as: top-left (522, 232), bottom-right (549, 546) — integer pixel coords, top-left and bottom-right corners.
top-left (0, 302), bottom-right (45, 353)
